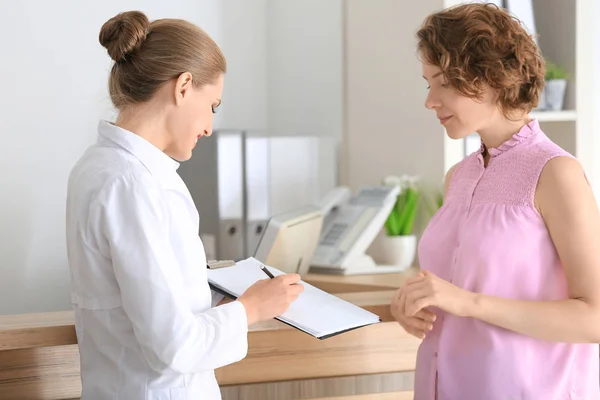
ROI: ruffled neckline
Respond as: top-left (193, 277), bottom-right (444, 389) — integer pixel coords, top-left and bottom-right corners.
top-left (480, 119), bottom-right (540, 157)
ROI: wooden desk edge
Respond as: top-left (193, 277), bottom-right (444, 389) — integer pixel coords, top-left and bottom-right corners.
top-left (304, 266), bottom-right (419, 291)
top-left (0, 290), bottom-right (420, 391)
top-left (0, 291), bottom-right (398, 351)
top-left (217, 321), bottom-right (420, 385)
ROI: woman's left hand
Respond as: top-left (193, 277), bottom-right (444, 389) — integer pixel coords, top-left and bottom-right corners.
top-left (403, 270), bottom-right (476, 318)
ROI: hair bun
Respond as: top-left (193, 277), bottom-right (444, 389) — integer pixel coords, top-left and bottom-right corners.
top-left (99, 11), bottom-right (150, 63)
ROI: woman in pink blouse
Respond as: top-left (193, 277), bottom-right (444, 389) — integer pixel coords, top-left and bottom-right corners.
top-left (391, 4), bottom-right (600, 399)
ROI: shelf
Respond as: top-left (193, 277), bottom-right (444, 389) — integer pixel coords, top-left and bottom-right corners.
top-left (530, 110), bottom-right (577, 122)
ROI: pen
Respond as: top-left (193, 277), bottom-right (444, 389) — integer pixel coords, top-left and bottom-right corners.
top-left (260, 264), bottom-right (275, 279)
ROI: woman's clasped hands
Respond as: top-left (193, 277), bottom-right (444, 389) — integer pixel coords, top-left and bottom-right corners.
top-left (391, 270), bottom-right (476, 339)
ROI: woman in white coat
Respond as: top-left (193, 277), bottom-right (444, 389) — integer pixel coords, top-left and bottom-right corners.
top-left (65, 11), bottom-right (303, 400)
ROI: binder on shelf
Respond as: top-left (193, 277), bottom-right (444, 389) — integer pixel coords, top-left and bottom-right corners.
top-left (207, 257), bottom-right (381, 339)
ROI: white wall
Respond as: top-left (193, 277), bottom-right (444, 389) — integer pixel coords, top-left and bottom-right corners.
top-left (343, 0), bottom-right (445, 195)
top-left (218, 0), bottom-right (268, 131)
top-left (266, 0), bottom-right (344, 141)
top-left (216, 0), bottom-right (344, 137)
top-left (215, 0), bottom-right (344, 140)
top-left (0, 0), bottom-right (222, 315)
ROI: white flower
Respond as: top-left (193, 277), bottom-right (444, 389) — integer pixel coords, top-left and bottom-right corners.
top-left (382, 175), bottom-right (402, 187)
top-left (404, 175), bottom-right (420, 189)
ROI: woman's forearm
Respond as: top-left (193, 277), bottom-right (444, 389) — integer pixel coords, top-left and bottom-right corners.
top-left (467, 294), bottom-right (600, 343)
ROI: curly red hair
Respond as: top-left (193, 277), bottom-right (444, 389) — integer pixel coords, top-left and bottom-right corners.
top-left (417, 3), bottom-right (545, 118)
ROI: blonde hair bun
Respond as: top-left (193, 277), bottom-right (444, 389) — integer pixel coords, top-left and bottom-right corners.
top-left (99, 11), bottom-right (150, 63)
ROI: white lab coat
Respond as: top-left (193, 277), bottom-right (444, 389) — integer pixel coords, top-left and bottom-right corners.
top-left (66, 120), bottom-right (248, 400)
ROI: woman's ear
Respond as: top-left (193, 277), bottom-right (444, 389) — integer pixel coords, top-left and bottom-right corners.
top-left (174, 72), bottom-right (193, 105)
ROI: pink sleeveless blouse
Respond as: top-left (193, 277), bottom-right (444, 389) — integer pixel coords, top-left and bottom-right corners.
top-left (415, 120), bottom-right (600, 399)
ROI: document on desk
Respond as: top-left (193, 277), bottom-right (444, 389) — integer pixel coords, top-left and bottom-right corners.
top-left (207, 257), bottom-right (381, 339)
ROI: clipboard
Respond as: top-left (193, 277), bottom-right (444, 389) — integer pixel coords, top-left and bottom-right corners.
top-left (206, 257), bottom-right (381, 340)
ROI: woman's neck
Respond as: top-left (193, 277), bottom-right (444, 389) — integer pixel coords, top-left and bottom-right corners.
top-left (478, 112), bottom-right (531, 150)
top-left (116, 103), bottom-right (168, 151)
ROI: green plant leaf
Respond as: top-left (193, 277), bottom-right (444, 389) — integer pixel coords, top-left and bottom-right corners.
top-left (400, 190), bottom-right (419, 235)
top-left (395, 190), bottom-right (407, 215)
top-left (402, 193), bottom-right (419, 236)
top-left (396, 187), bottom-right (417, 235)
top-left (545, 60), bottom-right (569, 80)
top-left (384, 207), bottom-right (400, 236)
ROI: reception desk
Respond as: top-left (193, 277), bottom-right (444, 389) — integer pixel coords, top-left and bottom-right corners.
top-left (0, 270), bottom-right (420, 400)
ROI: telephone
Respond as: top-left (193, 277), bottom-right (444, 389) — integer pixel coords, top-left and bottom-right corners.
top-left (310, 185), bottom-right (403, 275)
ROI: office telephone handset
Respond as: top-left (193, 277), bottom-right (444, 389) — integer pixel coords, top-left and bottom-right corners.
top-left (310, 185), bottom-right (403, 275)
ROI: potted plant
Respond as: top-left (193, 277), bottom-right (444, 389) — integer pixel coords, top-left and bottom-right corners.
top-left (367, 175), bottom-right (420, 270)
top-left (540, 60), bottom-right (569, 111)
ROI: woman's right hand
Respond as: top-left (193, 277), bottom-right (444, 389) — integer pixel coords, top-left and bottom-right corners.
top-left (390, 285), bottom-right (436, 339)
top-left (238, 274), bottom-right (304, 325)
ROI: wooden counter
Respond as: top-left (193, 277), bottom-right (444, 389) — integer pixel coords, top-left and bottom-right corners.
top-left (0, 272), bottom-right (419, 400)
top-left (305, 266), bottom-right (419, 293)
top-left (0, 291), bottom-right (400, 353)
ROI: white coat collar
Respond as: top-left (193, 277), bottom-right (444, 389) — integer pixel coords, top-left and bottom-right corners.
top-left (97, 120), bottom-right (180, 176)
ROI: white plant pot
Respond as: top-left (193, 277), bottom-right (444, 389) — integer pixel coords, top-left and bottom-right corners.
top-left (544, 79), bottom-right (567, 111)
top-left (535, 87), bottom-right (547, 110)
top-left (367, 232), bottom-right (417, 271)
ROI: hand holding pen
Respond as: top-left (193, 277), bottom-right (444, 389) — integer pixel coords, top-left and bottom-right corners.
top-left (237, 264), bottom-right (304, 325)
top-left (260, 264), bottom-right (276, 279)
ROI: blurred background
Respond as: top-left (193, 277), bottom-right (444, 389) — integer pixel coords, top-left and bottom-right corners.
top-left (1, 0), bottom-right (599, 315)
